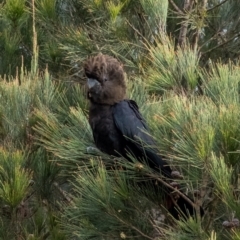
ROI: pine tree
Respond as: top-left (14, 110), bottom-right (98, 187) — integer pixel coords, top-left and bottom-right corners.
top-left (0, 0), bottom-right (240, 239)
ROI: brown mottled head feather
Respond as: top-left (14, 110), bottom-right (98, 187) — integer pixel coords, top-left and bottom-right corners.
top-left (84, 54), bottom-right (126, 105)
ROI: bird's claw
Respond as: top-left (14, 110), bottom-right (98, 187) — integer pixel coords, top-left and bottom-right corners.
top-left (171, 171), bottom-right (183, 179)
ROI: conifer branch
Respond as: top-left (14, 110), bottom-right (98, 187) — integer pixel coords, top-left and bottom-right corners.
top-left (108, 211), bottom-right (153, 239)
top-left (192, 0), bottom-right (208, 51)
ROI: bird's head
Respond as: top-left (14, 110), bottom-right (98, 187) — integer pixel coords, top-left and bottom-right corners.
top-left (84, 54), bottom-right (126, 105)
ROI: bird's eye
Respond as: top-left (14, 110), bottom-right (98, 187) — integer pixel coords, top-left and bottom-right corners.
top-left (104, 78), bottom-right (108, 82)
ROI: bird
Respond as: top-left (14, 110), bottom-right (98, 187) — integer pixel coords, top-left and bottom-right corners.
top-left (84, 53), bottom-right (203, 220)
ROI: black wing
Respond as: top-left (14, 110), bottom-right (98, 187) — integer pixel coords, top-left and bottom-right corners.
top-left (113, 100), bottom-right (204, 219)
top-left (113, 100), bottom-right (172, 178)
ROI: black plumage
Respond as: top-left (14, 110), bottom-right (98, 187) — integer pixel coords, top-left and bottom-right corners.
top-left (84, 54), bottom-right (203, 219)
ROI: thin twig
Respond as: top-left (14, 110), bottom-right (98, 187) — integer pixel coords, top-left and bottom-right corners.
top-left (201, 18), bottom-right (226, 46)
top-left (146, 172), bottom-right (196, 209)
top-left (32, 0), bottom-right (38, 75)
top-left (203, 32), bottom-right (240, 54)
top-left (125, 19), bottom-right (147, 43)
top-left (53, 182), bottom-right (72, 203)
top-left (207, 0), bottom-right (230, 12)
top-left (199, 31), bottom-right (220, 49)
top-left (168, 0), bottom-right (183, 14)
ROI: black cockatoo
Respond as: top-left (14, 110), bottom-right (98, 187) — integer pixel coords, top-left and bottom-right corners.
top-left (84, 54), bottom-right (203, 219)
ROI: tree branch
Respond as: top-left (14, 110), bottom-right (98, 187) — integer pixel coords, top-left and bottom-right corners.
top-left (207, 0), bottom-right (230, 12)
top-left (178, 0), bottom-right (193, 48)
top-left (203, 32), bottom-right (240, 54)
top-left (204, 18), bottom-right (226, 44)
top-left (53, 182), bottom-right (72, 203)
top-left (146, 172), bottom-right (197, 211)
top-left (168, 0), bottom-right (183, 14)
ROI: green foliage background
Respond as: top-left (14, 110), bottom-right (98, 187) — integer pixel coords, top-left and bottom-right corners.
top-left (0, 0), bottom-right (240, 239)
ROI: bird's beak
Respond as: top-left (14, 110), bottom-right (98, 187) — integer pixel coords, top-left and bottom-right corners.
top-left (87, 78), bottom-right (100, 89)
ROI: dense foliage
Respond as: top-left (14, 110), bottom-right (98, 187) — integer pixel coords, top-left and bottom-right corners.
top-left (0, 0), bottom-right (240, 239)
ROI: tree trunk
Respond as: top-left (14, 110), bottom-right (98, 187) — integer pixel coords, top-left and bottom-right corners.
top-left (178, 0), bottom-right (193, 48)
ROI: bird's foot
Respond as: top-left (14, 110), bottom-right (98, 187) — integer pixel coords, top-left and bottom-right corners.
top-left (171, 171), bottom-right (183, 179)
top-left (170, 181), bottom-right (180, 200)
